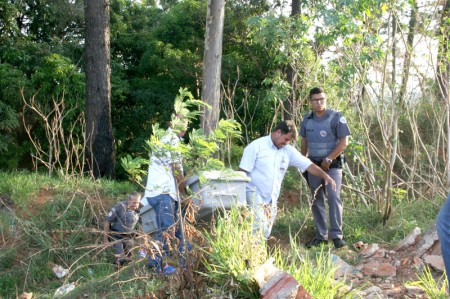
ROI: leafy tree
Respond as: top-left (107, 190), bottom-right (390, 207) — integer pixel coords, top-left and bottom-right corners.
top-left (110, 0), bottom-right (207, 161)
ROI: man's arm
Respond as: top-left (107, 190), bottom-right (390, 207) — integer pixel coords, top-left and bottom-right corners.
top-left (321, 136), bottom-right (349, 171)
top-left (172, 162), bottom-right (187, 197)
top-left (103, 220), bottom-right (111, 245)
top-left (306, 163), bottom-right (337, 191)
top-left (301, 138), bottom-right (308, 156)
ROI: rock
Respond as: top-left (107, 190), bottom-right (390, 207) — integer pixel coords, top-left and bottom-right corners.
top-left (331, 254), bottom-right (360, 279)
top-left (18, 292), bottom-right (33, 299)
top-left (405, 285), bottom-right (425, 296)
top-left (354, 241), bottom-right (366, 250)
top-left (367, 293), bottom-right (388, 299)
top-left (373, 248), bottom-right (386, 258)
top-left (429, 240), bottom-right (442, 255)
top-left (254, 258), bottom-right (278, 288)
top-left (378, 283), bottom-right (394, 289)
top-left (360, 244), bottom-right (379, 258)
top-left (413, 257), bottom-right (425, 271)
top-left (384, 285), bottom-right (405, 298)
top-left (361, 286), bottom-right (383, 296)
top-left (54, 283), bottom-right (76, 298)
top-left (52, 265), bottom-right (69, 279)
top-left (255, 258), bottom-right (312, 299)
top-left (260, 271), bottom-right (312, 299)
top-left (401, 258), bottom-right (410, 266)
top-left (423, 254), bottom-right (445, 272)
top-left (414, 224), bottom-right (439, 257)
top-left (395, 227), bottom-right (421, 251)
top-left (362, 261), bottom-right (397, 277)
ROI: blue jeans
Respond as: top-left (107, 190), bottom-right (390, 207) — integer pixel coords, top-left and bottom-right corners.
top-left (146, 194), bottom-right (190, 271)
top-left (436, 193), bottom-right (450, 288)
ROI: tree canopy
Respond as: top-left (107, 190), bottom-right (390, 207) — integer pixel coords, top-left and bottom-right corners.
top-left (0, 0), bottom-right (448, 204)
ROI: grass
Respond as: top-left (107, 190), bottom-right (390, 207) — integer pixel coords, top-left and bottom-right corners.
top-left (407, 266), bottom-right (448, 298)
top-left (273, 191), bottom-right (443, 247)
top-left (269, 233), bottom-right (358, 298)
top-left (0, 171), bottom-right (138, 298)
top-left (200, 208), bottom-right (358, 298)
top-left (0, 170), bottom-right (447, 298)
top-left (200, 207), bottom-right (266, 298)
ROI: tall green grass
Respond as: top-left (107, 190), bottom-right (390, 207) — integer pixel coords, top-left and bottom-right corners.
top-left (201, 208), bottom-right (266, 298)
top-left (201, 207), bottom-right (356, 298)
top-left (271, 236), bottom-right (355, 298)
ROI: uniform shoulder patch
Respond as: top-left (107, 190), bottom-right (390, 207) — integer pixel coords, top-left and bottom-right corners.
top-left (339, 116), bottom-right (347, 124)
top-left (108, 207), bottom-right (116, 217)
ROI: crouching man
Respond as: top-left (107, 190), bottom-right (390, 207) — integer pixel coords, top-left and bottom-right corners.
top-left (104, 191), bottom-right (142, 267)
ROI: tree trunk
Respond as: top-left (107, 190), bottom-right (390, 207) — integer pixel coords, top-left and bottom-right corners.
top-left (84, 0), bottom-right (115, 178)
top-left (283, 0), bottom-right (301, 121)
top-left (436, 0), bottom-right (450, 186)
top-left (383, 4), bottom-right (417, 224)
top-left (437, 0), bottom-right (449, 103)
top-left (201, 0), bottom-right (225, 135)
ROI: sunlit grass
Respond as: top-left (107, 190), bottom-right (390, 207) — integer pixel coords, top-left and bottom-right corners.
top-left (1, 170), bottom-right (447, 298)
top-left (272, 234), bottom-right (356, 298)
top-left (201, 207), bottom-right (267, 298)
top-left (407, 266), bottom-right (448, 299)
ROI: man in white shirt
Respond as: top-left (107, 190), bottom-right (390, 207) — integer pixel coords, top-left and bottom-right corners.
top-left (239, 120), bottom-right (336, 239)
top-left (142, 119), bottom-right (188, 274)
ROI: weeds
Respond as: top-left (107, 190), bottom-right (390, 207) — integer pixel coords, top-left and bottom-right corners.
top-left (407, 266), bottom-right (448, 298)
top-left (271, 236), bottom-right (354, 298)
top-left (1, 171), bottom-right (447, 298)
top-left (201, 207), bottom-right (266, 298)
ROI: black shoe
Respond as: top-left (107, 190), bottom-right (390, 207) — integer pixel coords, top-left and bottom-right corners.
top-left (305, 238), bottom-right (328, 248)
top-left (333, 238), bottom-right (346, 248)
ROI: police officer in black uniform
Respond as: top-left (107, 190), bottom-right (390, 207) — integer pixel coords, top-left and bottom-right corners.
top-left (300, 87), bottom-right (351, 249)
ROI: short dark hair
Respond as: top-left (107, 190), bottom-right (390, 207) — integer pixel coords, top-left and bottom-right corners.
top-left (128, 191), bottom-right (142, 201)
top-left (272, 120), bottom-right (298, 139)
top-left (309, 87), bottom-right (325, 99)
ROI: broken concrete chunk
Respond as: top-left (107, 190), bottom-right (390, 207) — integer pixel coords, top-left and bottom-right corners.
top-left (362, 261), bottom-right (397, 277)
top-left (360, 243), bottom-right (379, 258)
top-left (394, 227), bottom-right (421, 251)
top-left (414, 224), bottom-right (439, 257)
top-left (254, 258), bottom-right (312, 299)
top-left (423, 254), bottom-right (445, 272)
top-left (331, 254), bottom-right (360, 279)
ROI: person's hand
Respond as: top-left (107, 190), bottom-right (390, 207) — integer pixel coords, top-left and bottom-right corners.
top-left (321, 159), bottom-right (330, 171)
top-left (324, 176), bottom-right (336, 191)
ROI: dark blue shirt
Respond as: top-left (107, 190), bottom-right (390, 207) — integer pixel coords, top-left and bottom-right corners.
top-left (106, 200), bottom-right (139, 233)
